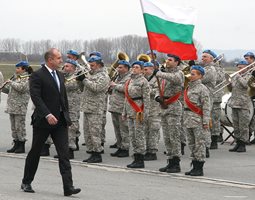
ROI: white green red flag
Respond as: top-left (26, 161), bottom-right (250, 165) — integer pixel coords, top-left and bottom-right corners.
top-left (140, 0), bottom-right (198, 60)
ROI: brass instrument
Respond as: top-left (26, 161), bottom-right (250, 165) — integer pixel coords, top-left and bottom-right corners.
top-left (65, 69), bottom-right (91, 82)
top-left (248, 76), bottom-right (255, 96)
top-left (213, 53), bottom-right (224, 63)
top-left (214, 61), bottom-right (255, 94)
top-left (108, 52), bottom-right (129, 80)
top-left (137, 54), bottom-right (151, 62)
top-left (77, 52), bottom-right (90, 70)
top-left (17, 74), bottom-right (31, 79)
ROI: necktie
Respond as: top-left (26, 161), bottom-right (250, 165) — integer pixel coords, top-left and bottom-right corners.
top-left (51, 70), bottom-right (60, 91)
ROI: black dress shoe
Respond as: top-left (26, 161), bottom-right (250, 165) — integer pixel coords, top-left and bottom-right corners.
top-left (21, 183), bottom-right (35, 193)
top-left (64, 186), bottom-right (81, 196)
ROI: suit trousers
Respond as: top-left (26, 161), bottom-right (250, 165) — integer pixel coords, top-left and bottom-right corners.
top-left (22, 113), bottom-right (73, 188)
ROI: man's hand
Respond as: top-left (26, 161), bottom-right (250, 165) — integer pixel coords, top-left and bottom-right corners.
top-left (252, 70), bottom-right (255, 77)
top-left (76, 71), bottom-right (86, 81)
top-left (152, 69), bottom-right (159, 77)
top-left (46, 114), bottom-right (58, 125)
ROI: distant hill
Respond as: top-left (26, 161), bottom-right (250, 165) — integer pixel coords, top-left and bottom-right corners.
top-left (212, 49), bottom-right (255, 61)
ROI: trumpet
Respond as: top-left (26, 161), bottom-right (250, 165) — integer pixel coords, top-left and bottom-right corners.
top-left (65, 69), bottom-right (91, 82)
top-left (213, 61), bottom-right (255, 94)
top-left (213, 53), bottom-right (224, 63)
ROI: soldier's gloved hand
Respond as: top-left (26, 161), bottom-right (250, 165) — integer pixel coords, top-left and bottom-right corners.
top-left (76, 71), bottom-right (86, 81)
top-left (188, 60), bottom-right (195, 66)
top-left (152, 69), bottom-right (159, 77)
top-left (252, 70), bottom-right (255, 77)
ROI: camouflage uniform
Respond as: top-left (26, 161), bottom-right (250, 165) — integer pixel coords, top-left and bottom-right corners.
top-left (183, 79), bottom-right (211, 162)
top-left (108, 71), bottom-right (131, 150)
top-left (65, 73), bottom-right (82, 150)
top-left (144, 75), bottom-right (161, 154)
top-left (155, 67), bottom-right (184, 159)
top-left (0, 71), bottom-right (4, 103)
top-left (122, 74), bottom-right (150, 154)
top-left (4, 73), bottom-right (30, 142)
top-left (211, 64), bottom-right (225, 136)
top-left (80, 68), bottom-right (110, 153)
top-left (201, 63), bottom-right (216, 148)
top-left (101, 95), bottom-right (108, 145)
top-left (228, 74), bottom-right (250, 143)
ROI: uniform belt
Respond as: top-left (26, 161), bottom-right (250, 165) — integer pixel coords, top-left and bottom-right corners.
top-left (184, 107), bottom-right (192, 111)
top-left (131, 97), bottom-right (143, 100)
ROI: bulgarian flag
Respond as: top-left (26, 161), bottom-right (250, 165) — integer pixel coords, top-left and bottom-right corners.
top-left (140, 0), bottom-right (198, 60)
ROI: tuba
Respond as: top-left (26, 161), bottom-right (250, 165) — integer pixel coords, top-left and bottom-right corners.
top-left (108, 52), bottom-right (129, 80)
top-left (137, 54), bottom-right (151, 62)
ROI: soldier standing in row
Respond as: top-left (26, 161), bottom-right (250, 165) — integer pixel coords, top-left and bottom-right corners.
top-left (0, 70), bottom-right (4, 103)
top-left (109, 60), bottom-right (131, 157)
top-left (200, 50), bottom-right (217, 157)
top-left (3, 61), bottom-right (32, 153)
top-left (63, 59), bottom-right (82, 158)
top-left (155, 54), bottom-right (184, 173)
top-left (77, 56), bottom-right (109, 163)
top-left (228, 60), bottom-right (251, 152)
top-left (143, 62), bottom-right (161, 161)
top-left (122, 61), bottom-right (150, 168)
top-left (184, 65), bottom-right (210, 176)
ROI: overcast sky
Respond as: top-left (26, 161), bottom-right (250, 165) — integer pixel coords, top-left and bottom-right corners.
top-left (0, 0), bottom-right (254, 50)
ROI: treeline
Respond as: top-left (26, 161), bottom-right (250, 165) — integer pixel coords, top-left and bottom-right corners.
top-left (0, 35), bottom-right (235, 66)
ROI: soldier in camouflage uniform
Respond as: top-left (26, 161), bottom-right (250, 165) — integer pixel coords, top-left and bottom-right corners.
top-left (200, 50), bottom-right (217, 157)
top-left (122, 61), bottom-right (150, 168)
top-left (62, 59), bottom-right (82, 159)
top-left (210, 58), bottom-right (225, 149)
top-left (0, 71), bottom-right (4, 103)
top-left (77, 56), bottom-right (109, 163)
top-left (154, 54), bottom-right (184, 173)
top-left (108, 60), bottom-right (131, 157)
top-left (143, 62), bottom-right (161, 161)
top-left (228, 60), bottom-right (251, 152)
top-left (184, 65), bottom-right (211, 176)
top-left (3, 61), bottom-right (32, 153)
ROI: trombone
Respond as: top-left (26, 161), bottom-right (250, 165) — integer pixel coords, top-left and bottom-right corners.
top-left (213, 61), bottom-right (255, 94)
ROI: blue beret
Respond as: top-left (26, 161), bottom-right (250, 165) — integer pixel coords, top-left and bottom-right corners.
top-left (202, 49), bottom-right (217, 58)
top-left (131, 61), bottom-right (144, 67)
top-left (244, 52), bottom-right (255, 58)
top-left (236, 60), bottom-right (249, 66)
top-left (67, 49), bottom-right (79, 57)
top-left (191, 65), bottom-right (205, 75)
top-left (65, 59), bottom-right (78, 67)
top-left (15, 61), bottom-right (29, 67)
top-left (89, 51), bottom-right (102, 58)
top-left (88, 56), bottom-right (102, 63)
top-left (118, 60), bottom-right (130, 68)
top-left (146, 50), bottom-right (157, 56)
top-left (167, 54), bottom-right (181, 61)
top-left (144, 62), bottom-right (154, 67)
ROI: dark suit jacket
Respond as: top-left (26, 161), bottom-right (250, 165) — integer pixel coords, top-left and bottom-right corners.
top-left (30, 64), bottom-right (72, 128)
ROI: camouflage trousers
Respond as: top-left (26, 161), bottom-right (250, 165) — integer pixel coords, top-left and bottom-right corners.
top-left (232, 108), bottom-right (249, 143)
top-left (128, 118), bottom-right (145, 154)
top-left (68, 111), bottom-right (80, 150)
top-left (144, 115), bottom-right (161, 153)
top-left (111, 112), bottom-right (130, 150)
top-left (83, 113), bottom-right (103, 153)
top-left (101, 111), bottom-right (107, 144)
top-left (249, 113), bottom-right (255, 134)
top-left (180, 110), bottom-right (187, 144)
top-left (161, 114), bottom-right (181, 159)
top-left (211, 102), bottom-right (221, 136)
top-left (186, 126), bottom-right (206, 162)
top-left (9, 114), bottom-right (26, 142)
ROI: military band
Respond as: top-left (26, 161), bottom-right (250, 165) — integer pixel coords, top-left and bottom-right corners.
top-left (1, 48), bottom-right (255, 177)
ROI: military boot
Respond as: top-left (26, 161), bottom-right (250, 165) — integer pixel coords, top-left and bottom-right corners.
top-left (217, 132), bottom-right (223, 143)
top-left (210, 135), bottom-right (218, 149)
top-left (229, 140), bottom-right (240, 152)
top-left (7, 140), bottom-right (19, 153)
top-left (69, 149), bottom-right (74, 159)
top-left (84, 152), bottom-right (102, 163)
top-left (206, 147), bottom-right (210, 158)
top-left (117, 149), bottom-right (129, 158)
top-left (127, 154), bottom-right (144, 168)
top-left (185, 160), bottom-right (196, 175)
top-left (109, 142), bottom-right (118, 148)
top-left (40, 144), bottom-right (50, 156)
top-left (190, 161), bottom-right (204, 176)
top-left (159, 159), bottom-right (173, 172)
top-left (144, 152), bottom-right (157, 161)
top-left (110, 148), bottom-right (121, 157)
top-left (74, 137), bottom-right (79, 151)
top-left (166, 157), bottom-right (181, 173)
top-left (15, 141), bottom-right (25, 153)
top-left (236, 141), bottom-right (246, 152)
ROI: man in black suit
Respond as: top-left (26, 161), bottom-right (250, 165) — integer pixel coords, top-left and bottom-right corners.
top-left (21, 48), bottom-right (81, 196)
